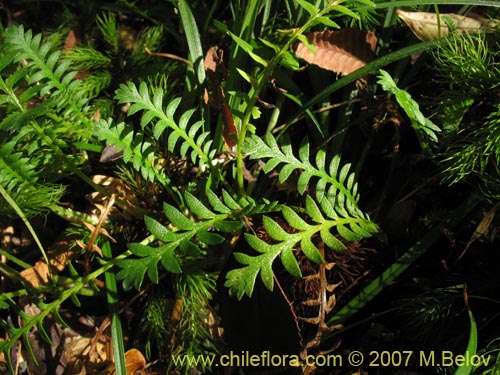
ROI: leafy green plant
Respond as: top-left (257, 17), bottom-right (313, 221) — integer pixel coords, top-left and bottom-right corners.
top-left (1, 1), bottom-right (499, 374)
top-left (377, 69), bottom-right (441, 153)
top-left (430, 33), bottom-right (500, 197)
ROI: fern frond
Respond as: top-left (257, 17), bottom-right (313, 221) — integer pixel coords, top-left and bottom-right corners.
top-left (168, 273), bottom-right (218, 374)
top-left (62, 46), bottom-right (111, 70)
top-left (117, 190), bottom-right (280, 291)
top-left (224, 195), bottom-right (378, 299)
top-left (0, 141), bottom-right (65, 217)
top-left (442, 105), bottom-right (500, 186)
top-left (0, 264), bottom-right (111, 370)
top-left (131, 26), bottom-right (164, 65)
top-left (80, 71), bottom-right (112, 98)
top-left (245, 132), bottom-right (367, 219)
top-left (96, 12), bottom-right (120, 55)
top-left (94, 119), bottom-right (168, 184)
top-left (2, 25), bottom-right (93, 132)
top-left (115, 82), bottom-right (216, 168)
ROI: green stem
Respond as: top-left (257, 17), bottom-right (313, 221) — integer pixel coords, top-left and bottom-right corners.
top-left (237, 3), bottom-right (341, 196)
top-left (102, 240), bottom-right (127, 375)
top-left (0, 183), bottom-right (50, 269)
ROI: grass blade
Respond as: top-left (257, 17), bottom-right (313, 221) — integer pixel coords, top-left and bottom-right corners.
top-left (102, 240), bottom-right (127, 375)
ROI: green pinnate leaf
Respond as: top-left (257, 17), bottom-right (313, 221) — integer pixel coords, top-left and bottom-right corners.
top-left (117, 258), bottom-right (150, 291)
top-left (225, 261), bottom-right (260, 299)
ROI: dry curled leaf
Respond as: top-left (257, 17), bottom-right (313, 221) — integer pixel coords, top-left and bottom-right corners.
top-left (20, 234), bottom-right (79, 287)
top-left (203, 45), bottom-right (238, 149)
top-left (294, 28), bottom-right (377, 75)
top-left (87, 175), bottom-right (142, 219)
top-left (397, 10), bottom-right (499, 41)
top-left (100, 349), bottom-right (146, 375)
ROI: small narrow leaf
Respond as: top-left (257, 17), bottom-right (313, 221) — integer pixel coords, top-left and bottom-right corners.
top-left (264, 158), bottom-right (282, 173)
top-left (278, 164), bottom-right (297, 183)
top-left (305, 195), bottom-right (324, 223)
top-left (163, 203), bottom-right (195, 230)
top-left (197, 230), bottom-right (225, 245)
top-left (222, 190), bottom-right (241, 210)
top-left (166, 97), bottom-right (181, 118)
top-left (337, 224), bottom-right (362, 242)
top-left (296, 0), bottom-right (319, 16)
top-left (282, 206), bottom-right (309, 231)
top-left (184, 191), bottom-right (215, 219)
top-left (316, 149), bottom-right (326, 171)
top-left (300, 237), bottom-right (324, 264)
top-left (297, 170), bottom-right (313, 195)
top-left (207, 189), bottom-right (231, 213)
top-left (159, 245), bottom-right (182, 273)
top-left (214, 220), bottom-right (244, 232)
top-left (260, 261), bottom-right (275, 291)
top-left (281, 248), bottom-right (302, 277)
top-left (128, 243), bottom-right (154, 257)
top-left (263, 216), bottom-right (290, 241)
top-left (321, 227), bottom-right (347, 251)
top-left (144, 216), bottom-right (175, 242)
top-left (153, 119), bottom-right (169, 139)
top-left (246, 233), bottom-right (272, 254)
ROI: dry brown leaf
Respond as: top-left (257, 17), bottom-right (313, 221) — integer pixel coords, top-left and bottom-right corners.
top-left (20, 234), bottom-right (79, 287)
top-left (294, 28), bottom-right (377, 75)
top-left (397, 10), bottom-right (499, 41)
top-left (458, 201), bottom-right (500, 260)
top-left (87, 175), bottom-right (142, 219)
top-left (63, 29), bottom-right (79, 51)
top-left (203, 46), bottom-right (238, 149)
top-left (100, 349), bottom-right (147, 375)
top-left (65, 335), bottom-right (109, 375)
